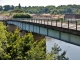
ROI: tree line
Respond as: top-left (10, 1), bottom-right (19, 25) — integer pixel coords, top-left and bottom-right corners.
top-left (0, 4), bottom-right (80, 14)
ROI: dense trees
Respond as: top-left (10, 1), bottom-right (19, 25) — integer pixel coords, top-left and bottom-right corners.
top-left (0, 23), bottom-right (46, 60)
top-left (13, 13), bottom-right (32, 18)
top-left (0, 6), bottom-right (3, 11)
top-left (0, 22), bottom-right (7, 59)
top-left (0, 22), bottom-right (69, 60)
top-left (18, 3), bottom-right (21, 9)
top-left (1, 4), bottom-right (80, 14)
top-left (3, 5), bottom-right (11, 11)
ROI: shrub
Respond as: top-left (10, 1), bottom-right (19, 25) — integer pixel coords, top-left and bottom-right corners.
top-left (13, 13), bottom-right (32, 18)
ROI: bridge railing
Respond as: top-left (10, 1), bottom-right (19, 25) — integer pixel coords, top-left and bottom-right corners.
top-left (14, 18), bottom-right (80, 30)
top-left (2, 18), bottom-right (80, 31)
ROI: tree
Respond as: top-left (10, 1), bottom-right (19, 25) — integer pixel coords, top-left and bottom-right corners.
top-left (3, 5), bottom-right (11, 11)
top-left (77, 10), bottom-right (80, 14)
top-left (46, 43), bottom-right (69, 60)
top-left (0, 22), bottom-right (7, 59)
top-left (0, 6), bottom-right (3, 11)
top-left (10, 5), bottom-right (14, 10)
top-left (6, 28), bottom-right (46, 60)
top-left (0, 22), bottom-right (69, 60)
top-left (13, 13), bottom-right (32, 18)
top-left (18, 3), bottom-right (21, 9)
top-left (66, 7), bottom-right (73, 13)
top-left (27, 39), bottom-right (46, 60)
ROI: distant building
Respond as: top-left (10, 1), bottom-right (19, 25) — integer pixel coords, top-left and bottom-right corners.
top-left (64, 14), bottom-right (80, 21)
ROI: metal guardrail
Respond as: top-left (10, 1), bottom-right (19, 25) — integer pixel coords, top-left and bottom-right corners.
top-left (0, 18), bottom-right (79, 31)
top-left (10, 18), bottom-right (79, 31)
top-left (11, 18), bottom-right (53, 20)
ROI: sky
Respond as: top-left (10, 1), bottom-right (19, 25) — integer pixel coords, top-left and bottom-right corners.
top-left (0, 0), bottom-right (80, 7)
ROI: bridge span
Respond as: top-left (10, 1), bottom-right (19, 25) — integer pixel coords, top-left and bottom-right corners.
top-left (0, 18), bottom-right (80, 46)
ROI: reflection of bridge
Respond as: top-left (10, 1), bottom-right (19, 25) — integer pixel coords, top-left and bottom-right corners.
top-left (1, 18), bottom-right (80, 46)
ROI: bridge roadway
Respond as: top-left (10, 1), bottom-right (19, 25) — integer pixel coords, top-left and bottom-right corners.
top-left (16, 18), bottom-right (80, 30)
top-left (1, 17), bottom-right (80, 46)
top-left (0, 15), bottom-right (80, 31)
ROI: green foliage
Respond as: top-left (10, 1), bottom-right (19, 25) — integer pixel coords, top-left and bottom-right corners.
top-left (1, 4), bottom-right (80, 14)
top-left (0, 22), bottom-right (6, 39)
top-left (3, 5), bottom-right (11, 11)
top-left (0, 6), bottom-right (3, 11)
top-left (12, 9), bottom-right (24, 13)
top-left (0, 11), bottom-right (11, 16)
top-left (0, 25), bottom-right (46, 60)
top-left (0, 22), bottom-right (69, 60)
top-left (46, 44), bottom-right (69, 60)
top-left (0, 22), bottom-right (7, 59)
top-left (13, 13), bottom-right (32, 18)
top-left (18, 3), bottom-right (21, 9)
top-left (0, 11), bottom-right (5, 14)
top-left (77, 10), bottom-right (80, 14)
top-left (27, 39), bottom-right (46, 60)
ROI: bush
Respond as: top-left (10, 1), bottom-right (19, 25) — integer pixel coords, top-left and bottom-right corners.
top-left (0, 22), bottom-right (69, 60)
top-left (13, 13), bottom-right (32, 18)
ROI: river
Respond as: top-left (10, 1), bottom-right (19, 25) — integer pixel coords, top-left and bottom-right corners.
top-left (46, 36), bottom-right (80, 60)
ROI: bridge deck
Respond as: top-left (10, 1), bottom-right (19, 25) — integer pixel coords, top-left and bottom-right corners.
top-left (1, 18), bottom-right (80, 46)
top-left (0, 15), bottom-right (80, 31)
top-left (20, 19), bottom-right (80, 31)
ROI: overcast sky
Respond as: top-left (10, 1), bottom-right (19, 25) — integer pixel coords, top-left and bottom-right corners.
top-left (0, 0), bottom-right (80, 7)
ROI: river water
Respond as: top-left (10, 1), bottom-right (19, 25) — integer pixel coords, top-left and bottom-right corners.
top-left (46, 36), bottom-right (80, 60)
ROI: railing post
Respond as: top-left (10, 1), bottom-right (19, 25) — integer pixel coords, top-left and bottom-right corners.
top-left (38, 19), bottom-right (40, 24)
top-left (33, 19), bottom-right (35, 23)
top-left (44, 19), bottom-right (45, 24)
top-left (35, 19), bottom-right (37, 23)
top-left (47, 19), bottom-right (48, 25)
top-left (34, 19), bottom-right (35, 22)
top-left (29, 18), bottom-right (30, 22)
top-left (47, 28), bottom-right (48, 36)
top-left (56, 20), bottom-right (57, 26)
top-left (31, 19), bottom-right (32, 22)
top-left (30, 19), bottom-right (31, 22)
top-left (68, 21), bottom-right (69, 29)
top-left (40, 19), bottom-right (41, 23)
top-left (32, 19), bottom-right (33, 22)
top-left (32, 19), bottom-right (34, 22)
top-left (39, 19), bottom-right (41, 24)
top-left (61, 20), bottom-right (62, 27)
top-left (41, 19), bottom-right (42, 24)
top-left (76, 21), bottom-right (77, 30)
top-left (51, 20), bottom-right (52, 26)
top-left (36, 19), bottom-right (37, 23)
top-left (34, 19), bottom-right (36, 23)
top-left (30, 18), bottom-right (32, 22)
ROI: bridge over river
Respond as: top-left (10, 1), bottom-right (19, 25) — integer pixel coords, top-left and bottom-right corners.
top-left (0, 18), bottom-right (80, 46)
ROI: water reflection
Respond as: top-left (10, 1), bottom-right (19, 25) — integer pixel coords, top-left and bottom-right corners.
top-left (46, 36), bottom-right (80, 60)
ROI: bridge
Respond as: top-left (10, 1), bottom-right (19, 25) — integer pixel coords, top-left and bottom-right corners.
top-left (0, 18), bottom-right (80, 46)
